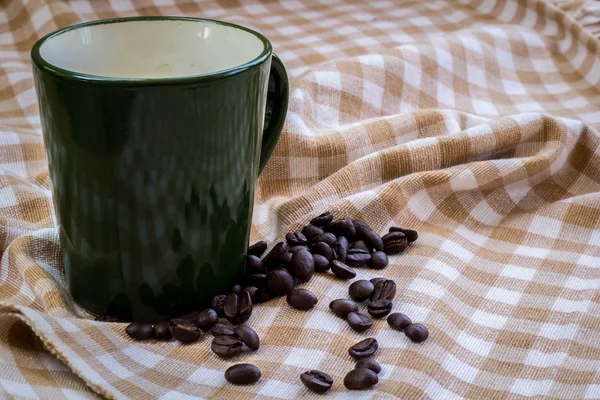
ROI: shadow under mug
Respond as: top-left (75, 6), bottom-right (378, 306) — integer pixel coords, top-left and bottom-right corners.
top-left (31, 16), bottom-right (289, 321)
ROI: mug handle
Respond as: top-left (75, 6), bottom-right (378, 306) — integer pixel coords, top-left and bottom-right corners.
top-left (258, 53), bottom-right (289, 174)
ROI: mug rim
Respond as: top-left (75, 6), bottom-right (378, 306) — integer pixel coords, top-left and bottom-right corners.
top-left (30, 16), bottom-right (273, 86)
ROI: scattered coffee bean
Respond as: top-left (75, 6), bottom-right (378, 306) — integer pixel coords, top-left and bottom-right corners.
top-left (279, 252), bottom-right (293, 266)
top-left (212, 323), bottom-right (236, 337)
top-left (287, 289), bottom-right (318, 310)
top-left (363, 230), bottom-right (384, 252)
top-left (225, 364), bottom-right (261, 385)
top-left (344, 368), bottom-right (378, 390)
top-left (245, 255), bottom-right (265, 275)
top-left (234, 326), bottom-right (260, 350)
top-left (300, 370), bottom-right (334, 393)
top-left (153, 321), bottom-right (172, 340)
top-left (387, 313), bottom-right (412, 331)
top-left (126, 322), bottom-right (153, 341)
top-left (389, 227), bottom-right (418, 243)
top-left (231, 284), bottom-right (242, 294)
top-left (369, 251), bottom-right (388, 270)
top-left (405, 323), bottom-right (429, 343)
top-left (346, 248), bottom-right (371, 267)
top-left (382, 231), bottom-right (408, 255)
top-left (196, 309), bottom-right (218, 331)
top-left (289, 249), bottom-right (314, 282)
top-left (334, 236), bottom-right (349, 262)
top-left (224, 291), bottom-right (253, 325)
top-left (347, 311), bottom-right (374, 332)
top-left (330, 299), bottom-right (359, 318)
top-left (255, 288), bottom-right (271, 303)
top-left (351, 240), bottom-right (370, 252)
top-left (367, 299), bottom-right (392, 318)
top-left (248, 241), bottom-right (268, 257)
top-left (244, 286), bottom-right (259, 302)
top-left (171, 319), bottom-right (201, 343)
top-left (263, 241), bottom-right (289, 266)
top-left (371, 279), bottom-right (396, 301)
top-left (310, 212), bottom-right (333, 227)
top-left (348, 280), bottom-right (375, 302)
top-left (349, 338), bottom-right (378, 359)
top-left (311, 242), bottom-right (334, 261)
top-left (326, 218), bottom-right (356, 240)
top-left (286, 231), bottom-right (308, 247)
top-left (356, 358), bottom-right (381, 374)
top-left (288, 245), bottom-right (309, 254)
top-left (301, 224), bottom-right (324, 240)
top-left (266, 269), bottom-right (294, 295)
top-left (370, 277), bottom-right (385, 287)
top-left (248, 273), bottom-right (267, 288)
top-left (95, 315), bottom-right (120, 322)
top-left (313, 254), bottom-right (330, 272)
top-left (211, 335), bottom-right (242, 358)
top-left (312, 232), bottom-right (336, 246)
top-left (331, 260), bottom-right (357, 280)
top-left (211, 295), bottom-right (227, 317)
top-left (352, 220), bottom-right (371, 237)
top-left (175, 311), bottom-right (199, 322)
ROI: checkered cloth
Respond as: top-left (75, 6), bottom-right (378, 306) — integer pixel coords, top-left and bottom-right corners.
top-left (2, 0), bottom-right (600, 398)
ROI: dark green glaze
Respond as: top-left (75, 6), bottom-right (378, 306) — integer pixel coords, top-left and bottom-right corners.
top-left (31, 17), bottom-right (288, 321)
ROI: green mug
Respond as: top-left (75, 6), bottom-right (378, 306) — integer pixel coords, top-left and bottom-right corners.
top-left (31, 16), bottom-right (289, 321)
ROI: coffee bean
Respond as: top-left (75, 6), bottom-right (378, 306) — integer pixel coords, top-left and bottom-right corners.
top-left (350, 240), bottom-right (371, 252)
top-left (175, 311), bottom-right (199, 322)
top-left (255, 288), bottom-right (271, 303)
top-left (348, 337), bottom-right (378, 359)
top-left (248, 241), bottom-right (268, 257)
top-left (371, 279), bottom-right (396, 301)
top-left (300, 370), bottom-right (334, 393)
top-left (289, 249), bottom-right (314, 282)
top-left (352, 220), bottom-right (372, 238)
top-left (356, 358), bottom-right (381, 374)
top-left (286, 231), bottom-right (308, 247)
top-left (287, 289), bottom-right (318, 310)
top-left (370, 277), bottom-right (385, 287)
top-left (311, 242), bottom-right (334, 261)
top-left (301, 224), bottom-right (324, 240)
top-left (126, 322), bottom-right (153, 341)
top-left (382, 231), bottom-right (408, 255)
top-left (330, 260), bottom-right (356, 280)
top-left (326, 218), bottom-right (356, 240)
top-left (347, 311), bottom-right (373, 332)
top-left (405, 323), bottom-right (429, 343)
top-left (363, 230), bottom-right (384, 252)
top-left (95, 315), bottom-right (120, 322)
top-left (288, 245), bottom-right (309, 254)
top-left (231, 284), bottom-right (242, 294)
top-left (244, 286), bottom-right (259, 302)
top-left (329, 299), bottom-right (358, 318)
top-left (346, 248), bottom-right (371, 267)
top-left (171, 319), bottom-right (201, 343)
top-left (248, 273), bottom-right (267, 288)
top-left (234, 326), bottom-right (260, 350)
top-left (369, 251), bottom-right (388, 270)
top-left (211, 335), bottom-right (242, 358)
top-left (211, 295), bottom-right (227, 317)
top-left (310, 212), bottom-right (334, 227)
top-left (367, 299), bottom-right (392, 318)
top-left (344, 368), bottom-right (378, 390)
top-left (212, 323), bottom-right (236, 337)
top-left (387, 313), bottom-right (412, 331)
top-left (153, 321), bottom-right (171, 340)
top-left (266, 269), bottom-right (294, 295)
top-left (245, 255), bottom-right (265, 275)
top-left (196, 309), bottom-right (218, 331)
top-left (263, 241), bottom-right (289, 266)
top-left (313, 254), bottom-right (330, 272)
top-left (312, 232), bottom-right (336, 246)
top-left (224, 291), bottom-right (253, 325)
top-left (334, 236), bottom-right (349, 262)
top-left (279, 252), bottom-right (293, 266)
top-left (348, 280), bottom-right (374, 302)
top-left (225, 364), bottom-right (261, 385)
top-left (389, 227), bottom-right (418, 243)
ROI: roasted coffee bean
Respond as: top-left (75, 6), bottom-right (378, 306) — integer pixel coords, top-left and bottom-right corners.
top-left (312, 232), bottom-right (336, 246)
top-left (371, 279), bottom-right (396, 301)
top-left (224, 291), bottom-right (253, 325)
top-left (349, 338), bottom-right (378, 359)
top-left (405, 323), bottom-right (429, 343)
top-left (300, 370), bottom-right (334, 393)
top-left (171, 319), bottom-right (201, 343)
top-left (211, 335), bottom-right (242, 358)
top-left (279, 252), bottom-right (293, 266)
top-left (387, 313), bottom-right (412, 331)
top-left (255, 288), bottom-right (271, 303)
top-left (334, 236), bottom-right (349, 262)
top-left (329, 299), bottom-right (359, 318)
top-left (311, 242), bottom-right (334, 261)
top-left (331, 260), bottom-right (356, 280)
top-left (347, 311), bottom-right (374, 332)
top-left (196, 309), bottom-right (218, 331)
top-left (344, 368), bottom-right (378, 390)
top-left (266, 269), bottom-right (294, 295)
top-left (231, 284), bottom-right (242, 294)
top-left (326, 218), bottom-right (356, 240)
top-left (289, 249), bottom-right (314, 282)
top-left (212, 323), bottom-right (236, 337)
top-left (389, 227), bottom-right (418, 243)
top-left (263, 241), bottom-right (289, 266)
top-left (153, 321), bottom-right (171, 340)
top-left (382, 231), bottom-right (408, 254)
top-left (367, 299), bottom-right (392, 318)
top-left (126, 322), bottom-right (153, 341)
top-left (352, 220), bottom-right (372, 238)
top-left (288, 245), bottom-right (309, 254)
top-left (248, 273), bottom-right (267, 288)
top-left (350, 240), bottom-right (371, 252)
top-left (211, 294), bottom-right (227, 317)
top-left (287, 289), bottom-right (318, 310)
top-left (225, 364), bottom-right (261, 385)
top-left (313, 254), bottom-right (330, 272)
top-left (348, 280), bottom-right (374, 302)
top-left (346, 248), bottom-right (371, 267)
top-left (243, 286), bottom-right (259, 302)
top-left (248, 241), bottom-right (268, 257)
top-left (310, 212), bottom-right (334, 227)
top-left (370, 277), bottom-right (386, 287)
top-left (175, 311), bottom-right (199, 322)
top-left (245, 255), bottom-right (265, 275)
top-left (301, 224), bottom-right (324, 240)
top-left (356, 358), bottom-right (381, 374)
top-left (95, 315), bottom-right (120, 322)
top-left (369, 251), bottom-right (388, 270)
top-left (363, 230), bottom-right (384, 252)
top-left (234, 326), bottom-right (260, 350)
top-left (286, 231), bottom-right (308, 247)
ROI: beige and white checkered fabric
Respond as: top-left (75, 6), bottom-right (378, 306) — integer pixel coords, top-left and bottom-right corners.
top-left (2, 0), bottom-right (600, 398)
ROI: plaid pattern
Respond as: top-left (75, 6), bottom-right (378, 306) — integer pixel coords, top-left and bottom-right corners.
top-left (2, 0), bottom-right (600, 398)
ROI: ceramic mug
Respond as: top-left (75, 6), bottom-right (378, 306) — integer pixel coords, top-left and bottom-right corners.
top-left (31, 17), bottom-right (288, 321)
